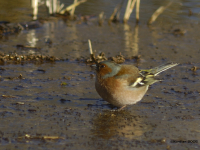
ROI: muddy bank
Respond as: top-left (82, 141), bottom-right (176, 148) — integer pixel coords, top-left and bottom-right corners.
top-left (0, 59), bottom-right (199, 149)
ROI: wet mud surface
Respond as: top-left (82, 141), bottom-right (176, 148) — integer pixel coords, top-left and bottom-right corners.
top-left (0, 15), bottom-right (200, 150)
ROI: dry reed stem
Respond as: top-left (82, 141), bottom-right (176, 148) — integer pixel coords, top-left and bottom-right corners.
top-left (110, 6), bottom-right (119, 21)
top-left (70, 0), bottom-right (78, 17)
top-left (88, 39), bottom-right (93, 55)
top-left (58, 3), bottom-right (65, 13)
top-left (147, 2), bottom-right (172, 25)
top-left (53, 0), bottom-right (57, 14)
top-left (136, 0), bottom-right (140, 23)
top-left (128, 0), bottom-right (136, 20)
top-left (56, 0), bottom-right (60, 13)
top-left (32, 0), bottom-right (39, 20)
top-left (46, 0), bottom-right (53, 15)
top-left (60, 0), bottom-right (87, 14)
top-left (88, 39), bottom-right (96, 63)
top-left (124, 0), bottom-right (132, 23)
top-left (123, 0), bottom-right (137, 23)
top-left (109, 0), bottom-right (124, 22)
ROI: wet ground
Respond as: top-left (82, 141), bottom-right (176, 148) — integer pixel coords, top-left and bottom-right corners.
top-left (0, 0), bottom-right (200, 150)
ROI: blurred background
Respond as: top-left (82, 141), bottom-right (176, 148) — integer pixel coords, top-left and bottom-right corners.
top-left (0, 0), bottom-right (199, 24)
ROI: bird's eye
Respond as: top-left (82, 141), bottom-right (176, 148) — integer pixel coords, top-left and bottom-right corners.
top-left (100, 65), bottom-right (105, 68)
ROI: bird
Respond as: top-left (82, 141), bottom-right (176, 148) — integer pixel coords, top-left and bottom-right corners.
top-left (94, 60), bottom-right (178, 110)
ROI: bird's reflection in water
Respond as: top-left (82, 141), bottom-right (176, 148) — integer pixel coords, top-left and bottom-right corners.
top-left (91, 109), bottom-right (153, 140)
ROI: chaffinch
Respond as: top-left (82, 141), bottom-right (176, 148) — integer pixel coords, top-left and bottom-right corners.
top-left (94, 61), bottom-right (178, 110)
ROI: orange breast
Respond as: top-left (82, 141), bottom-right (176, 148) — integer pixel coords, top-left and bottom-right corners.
top-left (95, 74), bottom-right (148, 107)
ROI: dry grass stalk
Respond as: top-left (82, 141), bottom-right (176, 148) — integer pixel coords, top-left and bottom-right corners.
top-left (109, 6), bottom-right (119, 22)
top-left (70, 0), bottom-right (78, 17)
top-left (23, 134), bottom-right (64, 140)
top-left (56, 0), bottom-right (61, 13)
top-left (123, 0), bottom-right (137, 23)
top-left (147, 2), bottom-right (172, 25)
top-left (109, 0), bottom-right (124, 22)
top-left (53, 0), bottom-right (57, 14)
top-left (124, 0), bottom-right (132, 23)
top-left (46, 0), bottom-right (52, 15)
top-left (88, 39), bottom-right (96, 63)
top-left (32, 0), bottom-right (39, 20)
top-left (88, 39), bottom-right (93, 55)
top-left (57, 3), bottom-right (65, 13)
top-left (43, 136), bottom-right (64, 140)
top-left (60, 0), bottom-right (87, 14)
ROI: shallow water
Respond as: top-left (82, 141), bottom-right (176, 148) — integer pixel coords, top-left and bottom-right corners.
top-left (0, 0), bottom-right (200, 149)
top-left (1, 0), bottom-right (200, 24)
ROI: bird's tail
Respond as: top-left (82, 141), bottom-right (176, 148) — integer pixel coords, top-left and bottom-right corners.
top-left (140, 62), bottom-right (179, 76)
top-left (139, 62), bottom-right (179, 86)
top-left (149, 62), bottom-right (179, 76)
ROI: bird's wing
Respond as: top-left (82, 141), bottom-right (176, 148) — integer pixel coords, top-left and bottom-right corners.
top-left (114, 65), bottom-right (140, 85)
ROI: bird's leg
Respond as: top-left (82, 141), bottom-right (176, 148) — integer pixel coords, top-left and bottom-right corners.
top-left (118, 105), bottom-right (127, 111)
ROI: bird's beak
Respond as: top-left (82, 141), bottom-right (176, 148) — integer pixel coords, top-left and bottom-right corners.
top-left (90, 64), bottom-right (98, 71)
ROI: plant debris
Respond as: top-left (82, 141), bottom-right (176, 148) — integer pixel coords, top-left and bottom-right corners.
top-left (173, 29), bottom-right (186, 36)
top-left (86, 52), bottom-right (107, 63)
top-left (1, 95), bottom-right (16, 98)
top-left (16, 44), bottom-right (41, 50)
top-left (108, 53), bottom-right (125, 64)
top-left (85, 39), bottom-right (141, 64)
top-left (12, 102), bottom-right (25, 105)
top-left (17, 134), bottom-right (64, 140)
top-left (84, 52), bottom-right (140, 64)
top-left (0, 52), bottom-right (60, 64)
top-left (59, 99), bottom-right (71, 103)
top-left (61, 82), bottom-right (68, 86)
top-left (191, 66), bottom-right (198, 72)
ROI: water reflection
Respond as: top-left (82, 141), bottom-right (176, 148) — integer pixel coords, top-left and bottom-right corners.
top-left (124, 24), bottom-right (139, 56)
top-left (67, 23), bottom-right (80, 58)
top-left (43, 20), bottom-right (81, 58)
top-left (43, 22), bottom-right (55, 55)
top-left (91, 110), bottom-right (152, 140)
top-left (26, 30), bottom-right (39, 54)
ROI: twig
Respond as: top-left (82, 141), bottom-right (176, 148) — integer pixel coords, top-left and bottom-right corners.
top-left (147, 2), bottom-right (172, 25)
top-left (123, 0), bottom-right (137, 23)
top-left (109, 6), bottom-right (119, 22)
top-left (17, 23), bottom-right (25, 30)
top-left (60, 0), bottom-right (87, 14)
top-left (57, 3), bottom-right (65, 13)
top-left (88, 39), bottom-right (96, 63)
top-left (70, 0), bottom-right (78, 17)
top-left (88, 39), bottom-right (93, 55)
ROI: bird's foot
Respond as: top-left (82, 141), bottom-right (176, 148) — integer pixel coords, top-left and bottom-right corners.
top-left (118, 105), bottom-right (127, 111)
